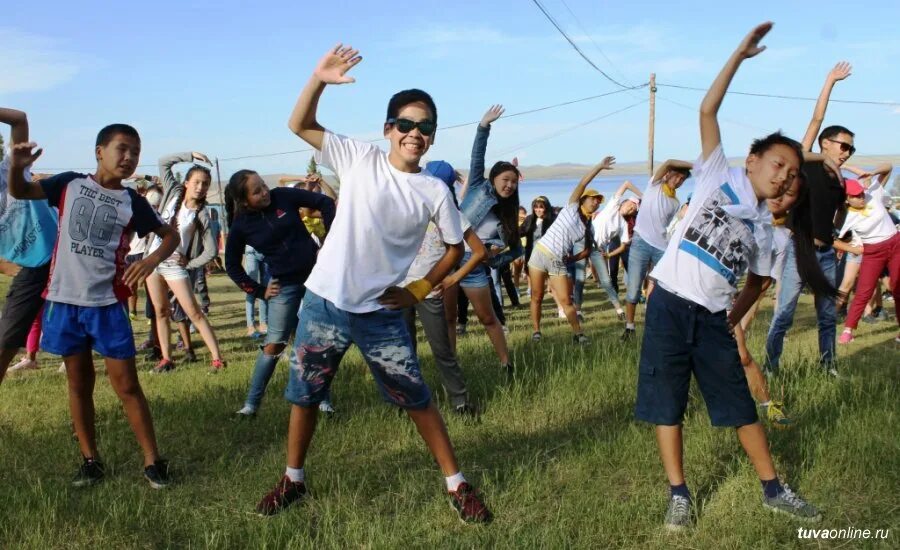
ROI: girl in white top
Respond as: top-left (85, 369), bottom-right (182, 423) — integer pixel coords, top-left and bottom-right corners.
top-left (144, 153), bottom-right (225, 373)
top-left (835, 166), bottom-right (898, 343)
top-left (527, 155), bottom-right (615, 343)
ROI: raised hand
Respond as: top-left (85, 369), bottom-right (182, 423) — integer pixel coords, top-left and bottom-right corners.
top-left (10, 141), bottom-right (43, 170)
top-left (598, 156), bottom-right (616, 170)
top-left (192, 152), bottom-right (212, 165)
top-left (828, 61), bottom-right (852, 82)
top-left (377, 286), bottom-right (417, 310)
top-left (480, 104), bottom-right (505, 127)
top-left (737, 22), bottom-right (773, 59)
top-left (314, 44), bottom-right (362, 85)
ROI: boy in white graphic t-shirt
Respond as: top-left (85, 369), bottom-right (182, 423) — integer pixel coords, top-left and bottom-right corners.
top-left (634, 23), bottom-right (824, 530)
top-left (252, 44), bottom-right (491, 523)
top-left (8, 124), bottom-right (179, 489)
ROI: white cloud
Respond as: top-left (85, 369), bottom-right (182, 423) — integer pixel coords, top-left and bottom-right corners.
top-left (0, 29), bottom-right (86, 94)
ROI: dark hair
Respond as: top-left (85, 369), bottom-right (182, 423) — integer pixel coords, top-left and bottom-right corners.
top-left (386, 89), bottom-right (437, 126)
top-left (487, 161), bottom-right (521, 250)
top-left (224, 169), bottom-right (258, 228)
top-left (787, 172), bottom-right (837, 297)
top-left (749, 131), bottom-right (804, 165)
top-left (818, 125), bottom-right (854, 148)
top-left (184, 164), bottom-right (212, 183)
top-left (669, 166), bottom-right (691, 179)
top-left (95, 124), bottom-right (140, 147)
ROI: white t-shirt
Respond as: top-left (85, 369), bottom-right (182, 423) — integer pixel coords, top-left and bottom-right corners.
top-left (462, 210), bottom-right (501, 252)
top-left (770, 225), bottom-right (791, 281)
top-left (149, 196), bottom-right (197, 258)
top-left (40, 173), bottom-right (162, 306)
top-left (402, 222), bottom-right (446, 299)
top-left (651, 145), bottom-right (772, 313)
top-left (837, 181), bottom-right (897, 245)
top-left (537, 203), bottom-right (588, 259)
top-left (634, 177), bottom-right (679, 251)
top-left (591, 194), bottom-right (630, 249)
top-left (308, 131), bottom-right (463, 313)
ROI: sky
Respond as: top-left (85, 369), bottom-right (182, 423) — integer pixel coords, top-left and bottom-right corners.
top-left (2, 0), bottom-right (898, 180)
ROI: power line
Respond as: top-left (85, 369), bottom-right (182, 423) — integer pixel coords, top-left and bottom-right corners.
top-left (38, 87), bottom-right (644, 171)
top-left (657, 82), bottom-right (900, 106)
top-left (529, 0), bottom-right (642, 90)
top-left (495, 99), bottom-right (648, 157)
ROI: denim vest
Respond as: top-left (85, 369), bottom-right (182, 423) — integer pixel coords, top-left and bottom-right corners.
top-left (458, 124), bottom-right (523, 267)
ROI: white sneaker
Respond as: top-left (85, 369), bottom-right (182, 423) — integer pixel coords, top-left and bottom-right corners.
top-left (235, 405), bottom-right (257, 417)
top-left (58, 362), bottom-right (67, 373)
top-left (8, 357), bottom-right (38, 372)
top-left (558, 308), bottom-right (566, 319)
top-left (318, 400), bottom-right (336, 415)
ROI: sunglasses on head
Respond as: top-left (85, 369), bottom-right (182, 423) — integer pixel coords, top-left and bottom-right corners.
top-left (387, 117), bottom-right (436, 136)
top-left (826, 138), bottom-right (856, 156)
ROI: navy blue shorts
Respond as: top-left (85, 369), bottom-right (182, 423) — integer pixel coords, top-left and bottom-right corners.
top-left (635, 286), bottom-right (758, 427)
top-left (41, 301), bottom-right (137, 359)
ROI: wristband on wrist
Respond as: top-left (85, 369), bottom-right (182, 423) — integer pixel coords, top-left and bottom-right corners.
top-left (404, 279), bottom-right (433, 303)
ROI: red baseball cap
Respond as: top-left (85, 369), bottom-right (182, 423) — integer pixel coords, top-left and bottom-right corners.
top-left (844, 179), bottom-right (865, 196)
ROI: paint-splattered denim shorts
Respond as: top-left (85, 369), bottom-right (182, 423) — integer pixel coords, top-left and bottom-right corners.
top-left (284, 290), bottom-right (432, 410)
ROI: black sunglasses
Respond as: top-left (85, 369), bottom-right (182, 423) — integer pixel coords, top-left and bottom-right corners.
top-left (386, 117), bottom-right (437, 136)
top-left (826, 138), bottom-right (856, 156)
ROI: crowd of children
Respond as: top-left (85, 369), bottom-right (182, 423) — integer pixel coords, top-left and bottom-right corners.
top-left (0, 23), bottom-right (897, 532)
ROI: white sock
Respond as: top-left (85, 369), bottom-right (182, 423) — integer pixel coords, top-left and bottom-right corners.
top-left (626, 322), bottom-right (635, 330)
top-left (445, 471), bottom-right (466, 492)
top-left (758, 400), bottom-right (771, 408)
top-left (615, 307), bottom-right (624, 314)
top-left (285, 466), bottom-right (305, 483)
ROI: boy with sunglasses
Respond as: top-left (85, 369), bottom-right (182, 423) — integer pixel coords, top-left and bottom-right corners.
top-left (253, 44), bottom-right (491, 523)
top-left (765, 62), bottom-right (851, 376)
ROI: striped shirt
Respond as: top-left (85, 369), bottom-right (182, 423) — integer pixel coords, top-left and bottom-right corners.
top-left (538, 203), bottom-right (588, 259)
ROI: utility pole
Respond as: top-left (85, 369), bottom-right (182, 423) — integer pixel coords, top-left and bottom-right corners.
top-left (648, 73), bottom-right (656, 177)
top-left (214, 158), bottom-right (227, 240)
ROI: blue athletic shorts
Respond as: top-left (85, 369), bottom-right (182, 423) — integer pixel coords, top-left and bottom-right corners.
top-left (634, 286), bottom-right (758, 427)
top-left (458, 251), bottom-right (491, 288)
top-left (41, 301), bottom-right (137, 359)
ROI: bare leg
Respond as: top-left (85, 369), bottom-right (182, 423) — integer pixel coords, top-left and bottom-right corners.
top-left (548, 275), bottom-right (581, 333)
top-left (146, 273), bottom-right (173, 360)
top-left (464, 286), bottom-right (509, 364)
top-left (65, 351), bottom-right (99, 459)
top-left (106, 357), bottom-right (160, 466)
top-left (529, 268), bottom-right (548, 333)
top-left (406, 402), bottom-right (460, 475)
top-left (168, 277), bottom-right (222, 361)
top-left (655, 425), bottom-right (685, 485)
top-left (286, 404), bottom-right (318, 468)
top-left (736, 422), bottom-right (777, 480)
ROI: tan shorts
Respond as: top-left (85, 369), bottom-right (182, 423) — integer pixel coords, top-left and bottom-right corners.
top-left (528, 244), bottom-right (568, 277)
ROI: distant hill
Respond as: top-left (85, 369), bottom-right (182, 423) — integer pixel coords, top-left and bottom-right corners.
top-left (205, 154), bottom-right (900, 203)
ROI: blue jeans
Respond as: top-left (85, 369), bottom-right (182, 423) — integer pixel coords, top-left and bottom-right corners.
top-left (284, 290), bottom-right (432, 410)
top-left (626, 234), bottom-right (665, 304)
top-left (569, 241), bottom-right (621, 310)
top-left (244, 250), bottom-right (269, 328)
top-left (243, 282), bottom-right (305, 410)
top-left (765, 242), bottom-right (838, 371)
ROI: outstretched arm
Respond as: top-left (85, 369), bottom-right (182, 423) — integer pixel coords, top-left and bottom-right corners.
top-left (801, 62), bottom-right (852, 152)
top-left (568, 156), bottom-right (616, 204)
top-left (614, 179), bottom-right (642, 199)
top-left (288, 44), bottom-right (362, 150)
top-left (159, 151), bottom-right (210, 192)
top-left (700, 22), bottom-right (772, 160)
top-left (7, 142), bottom-right (45, 200)
top-left (651, 159), bottom-right (692, 183)
top-left (0, 108), bottom-right (29, 145)
top-left (468, 105), bottom-right (505, 194)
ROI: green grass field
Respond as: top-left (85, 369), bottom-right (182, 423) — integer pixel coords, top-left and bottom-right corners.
top-left (0, 272), bottom-right (897, 549)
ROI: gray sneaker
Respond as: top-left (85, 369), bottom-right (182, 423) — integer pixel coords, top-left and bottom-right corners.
top-left (664, 495), bottom-right (692, 531)
top-left (763, 485), bottom-right (821, 522)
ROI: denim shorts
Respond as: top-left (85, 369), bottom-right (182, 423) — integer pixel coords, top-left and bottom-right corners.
top-left (527, 244), bottom-right (568, 277)
top-left (635, 286), bottom-right (758, 427)
top-left (41, 301), bottom-right (137, 359)
top-left (626, 234), bottom-right (665, 304)
top-left (458, 251), bottom-right (490, 288)
top-left (846, 252), bottom-right (862, 265)
top-left (284, 291), bottom-right (431, 410)
top-left (155, 258), bottom-right (190, 281)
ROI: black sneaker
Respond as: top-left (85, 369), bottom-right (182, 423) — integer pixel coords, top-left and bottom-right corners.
top-left (620, 328), bottom-right (636, 341)
top-left (144, 346), bottom-right (162, 362)
top-left (573, 333), bottom-right (590, 346)
top-left (152, 358), bottom-right (176, 374)
top-left (72, 457), bottom-right (105, 487)
top-left (501, 363), bottom-right (514, 381)
top-left (616, 311), bottom-right (626, 322)
top-left (531, 331), bottom-right (542, 343)
top-left (453, 402), bottom-right (479, 419)
top-left (183, 349), bottom-right (198, 363)
top-left (144, 459), bottom-right (172, 489)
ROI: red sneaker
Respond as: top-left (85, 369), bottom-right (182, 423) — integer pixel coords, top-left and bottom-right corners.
top-left (256, 475), bottom-right (307, 516)
top-left (448, 482), bottom-right (492, 523)
top-left (208, 359), bottom-right (227, 374)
